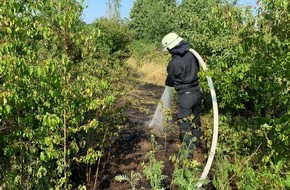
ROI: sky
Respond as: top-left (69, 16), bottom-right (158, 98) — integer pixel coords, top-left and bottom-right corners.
top-left (81, 0), bottom-right (258, 24)
top-left (81, 0), bottom-right (135, 23)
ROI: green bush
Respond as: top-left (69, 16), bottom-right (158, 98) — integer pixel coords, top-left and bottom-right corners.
top-left (0, 1), bottom-right (132, 189)
top-left (92, 18), bottom-right (134, 59)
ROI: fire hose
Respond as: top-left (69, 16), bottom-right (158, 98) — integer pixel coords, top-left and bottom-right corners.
top-left (189, 48), bottom-right (219, 188)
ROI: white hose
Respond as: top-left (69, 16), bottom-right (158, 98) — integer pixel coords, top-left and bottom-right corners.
top-left (189, 48), bottom-right (219, 188)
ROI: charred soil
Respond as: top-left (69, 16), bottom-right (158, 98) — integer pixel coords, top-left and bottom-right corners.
top-left (98, 82), bottom-right (211, 190)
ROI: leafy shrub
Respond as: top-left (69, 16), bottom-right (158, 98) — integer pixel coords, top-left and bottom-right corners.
top-left (115, 171), bottom-right (142, 190)
top-left (142, 135), bottom-right (167, 190)
top-left (0, 1), bottom-right (131, 189)
top-left (92, 18), bottom-right (134, 59)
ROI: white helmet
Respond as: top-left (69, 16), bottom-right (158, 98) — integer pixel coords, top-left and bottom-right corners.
top-left (161, 32), bottom-right (183, 52)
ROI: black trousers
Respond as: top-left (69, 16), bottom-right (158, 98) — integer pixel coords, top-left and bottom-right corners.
top-left (177, 90), bottom-right (202, 146)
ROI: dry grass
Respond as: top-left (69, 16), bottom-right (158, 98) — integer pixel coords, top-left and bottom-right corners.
top-left (127, 55), bottom-right (170, 86)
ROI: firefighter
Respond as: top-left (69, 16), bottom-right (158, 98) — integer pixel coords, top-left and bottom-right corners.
top-left (161, 32), bottom-right (202, 157)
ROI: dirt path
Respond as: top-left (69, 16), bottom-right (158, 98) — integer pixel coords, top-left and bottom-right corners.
top-left (95, 82), bottom-right (178, 189)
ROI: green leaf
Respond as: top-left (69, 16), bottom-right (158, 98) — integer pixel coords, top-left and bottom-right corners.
top-left (6, 27), bottom-right (12, 34)
top-left (40, 152), bottom-right (46, 161)
top-left (5, 105), bottom-right (11, 114)
top-left (50, 63), bottom-right (55, 73)
top-left (3, 98), bottom-right (7, 105)
top-left (29, 66), bottom-right (33, 75)
top-left (36, 67), bottom-right (41, 77)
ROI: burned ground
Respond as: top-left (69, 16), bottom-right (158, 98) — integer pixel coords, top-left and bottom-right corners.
top-left (97, 82), bottom-right (212, 190)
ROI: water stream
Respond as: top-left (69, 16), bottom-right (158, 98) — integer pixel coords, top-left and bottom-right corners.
top-left (148, 86), bottom-right (173, 135)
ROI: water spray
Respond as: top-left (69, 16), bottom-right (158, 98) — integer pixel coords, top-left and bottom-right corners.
top-left (148, 86), bottom-right (173, 135)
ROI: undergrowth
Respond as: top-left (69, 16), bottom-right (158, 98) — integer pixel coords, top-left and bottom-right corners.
top-left (141, 135), bottom-right (167, 190)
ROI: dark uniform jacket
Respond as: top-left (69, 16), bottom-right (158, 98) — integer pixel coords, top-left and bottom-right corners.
top-left (165, 41), bottom-right (200, 94)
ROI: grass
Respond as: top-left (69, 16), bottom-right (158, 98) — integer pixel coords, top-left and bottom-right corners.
top-left (126, 56), bottom-right (169, 86)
